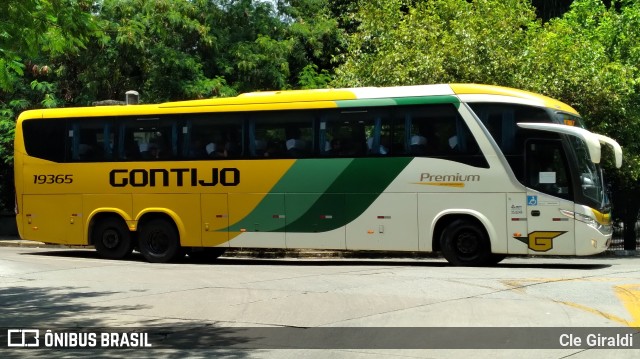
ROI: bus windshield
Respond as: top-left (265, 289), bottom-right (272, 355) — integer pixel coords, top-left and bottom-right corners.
top-left (568, 136), bottom-right (605, 208)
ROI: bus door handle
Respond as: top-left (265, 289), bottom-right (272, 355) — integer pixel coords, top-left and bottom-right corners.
top-left (531, 210), bottom-right (541, 217)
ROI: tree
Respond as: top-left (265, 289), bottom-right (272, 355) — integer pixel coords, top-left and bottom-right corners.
top-left (60, 0), bottom-right (342, 103)
top-left (0, 0), bottom-right (102, 212)
top-left (334, 0), bottom-right (539, 87)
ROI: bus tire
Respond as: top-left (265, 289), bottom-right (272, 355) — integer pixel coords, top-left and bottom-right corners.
top-left (138, 218), bottom-right (183, 263)
top-left (93, 217), bottom-right (134, 260)
top-left (188, 247), bottom-right (227, 263)
top-left (440, 219), bottom-right (492, 266)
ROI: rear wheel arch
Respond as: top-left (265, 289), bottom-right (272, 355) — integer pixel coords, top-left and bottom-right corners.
top-left (87, 210), bottom-right (133, 246)
top-left (136, 212), bottom-right (185, 263)
top-left (431, 211), bottom-right (497, 253)
top-left (89, 212), bottom-right (134, 260)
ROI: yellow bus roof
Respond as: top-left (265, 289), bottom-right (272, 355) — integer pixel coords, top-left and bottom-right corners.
top-left (17, 84), bottom-right (579, 120)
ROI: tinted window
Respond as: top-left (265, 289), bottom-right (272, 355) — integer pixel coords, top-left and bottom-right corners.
top-left (118, 117), bottom-right (178, 161)
top-left (182, 113), bottom-right (243, 159)
top-left (469, 103), bottom-right (557, 177)
top-left (68, 118), bottom-right (115, 162)
top-left (469, 103), bottom-right (552, 155)
top-left (525, 140), bottom-right (572, 200)
top-left (321, 108), bottom-right (391, 157)
top-left (22, 119), bottom-right (67, 162)
top-left (402, 105), bottom-right (481, 156)
top-left (250, 111), bottom-right (314, 158)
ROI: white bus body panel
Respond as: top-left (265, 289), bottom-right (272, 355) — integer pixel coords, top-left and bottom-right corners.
top-left (345, 193), bottom-right (418, 251)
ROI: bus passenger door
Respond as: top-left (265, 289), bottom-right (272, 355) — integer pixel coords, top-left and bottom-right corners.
top-left (201, 194), bottom-right (229, 248)
top-left (524, 140), bottom-right (575, 255)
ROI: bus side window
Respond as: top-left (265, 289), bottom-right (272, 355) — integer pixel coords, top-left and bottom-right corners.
top-left (250, 110), bottom-right (313, 158)
top-left (119, 117), bottom-right (176, 161)
top-left (323, 108), bottom-right (390, 157)
top-left (69, 119), bottom-right (114, 162)
top-left (183, 113), bottom-right (244, 160)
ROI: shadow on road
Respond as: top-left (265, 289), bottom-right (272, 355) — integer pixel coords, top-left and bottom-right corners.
top-left (21, 249), bottom-right (612, 270)
top-left (0, 284), bottom-right (256, 358)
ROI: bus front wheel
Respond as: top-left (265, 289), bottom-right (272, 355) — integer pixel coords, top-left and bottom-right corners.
top-left (93, 218), bottom-right (134, 260)
top-left (440, 219), bottom-right (492, 266)
top-left (138, 219), bottom-right (183, 263)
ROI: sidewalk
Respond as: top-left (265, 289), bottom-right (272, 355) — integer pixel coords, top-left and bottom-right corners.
top-left (0, 236), bottom-right (71, 248)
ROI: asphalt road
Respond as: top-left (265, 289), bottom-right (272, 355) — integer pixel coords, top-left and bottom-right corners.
top-left (0, 246), bottom-right (638, 358)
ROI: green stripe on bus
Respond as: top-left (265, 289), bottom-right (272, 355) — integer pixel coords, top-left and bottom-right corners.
top-left (335, 96), bottom-right (459, 108)
top-left (284, 157), bottom-right (413, 232)
top-left (226, 159), bottom-right (353, 232)
top-left (269, 158), bottom-right (353, 193)
top-left (226, 157), bottom-right (413, 233)
top-left (394, 95), bottom-right (460, 107)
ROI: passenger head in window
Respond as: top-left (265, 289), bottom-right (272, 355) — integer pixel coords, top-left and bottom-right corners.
top-left (205, 142), bottom-right (224, 158)
top-left (285, 127), bottom-right (307, 157)
top-left (144, 138), bottom-right (170, 160)
top-left (410, 135), bottom-right (427, 155)
top-left (448, 135), bottom-right (458, 149)
top-left (366, 136), bottom-right (389, 155)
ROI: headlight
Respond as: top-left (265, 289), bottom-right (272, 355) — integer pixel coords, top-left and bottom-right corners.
top-left (560, 209), bottom-right (599, 228)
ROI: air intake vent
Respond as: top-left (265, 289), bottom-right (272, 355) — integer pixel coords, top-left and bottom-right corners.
top-left (126, 90), bottom-right (139, 105)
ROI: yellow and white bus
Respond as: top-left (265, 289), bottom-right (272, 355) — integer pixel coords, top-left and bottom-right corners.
top-left (13, 84), bottom-right (623, 265)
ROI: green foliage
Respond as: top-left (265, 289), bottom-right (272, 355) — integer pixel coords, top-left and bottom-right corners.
top-left (0, 0), bottom-right (103, 211)
top-left (298, 64), bottom-right (332, 89)
top-left (56, 0), bottom-right (340, 103)
top-left (335, 0), bottom-right (539, 87)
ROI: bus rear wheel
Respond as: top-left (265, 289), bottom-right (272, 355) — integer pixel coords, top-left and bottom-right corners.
top-left (93, 217), bottom-right (134, 260)
top-left (138, 218), bottom-right (183, 263)
top-left (440, 219), bottom-right (492, 266)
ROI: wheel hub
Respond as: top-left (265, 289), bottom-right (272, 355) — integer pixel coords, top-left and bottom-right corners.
top-left (456, 232), bottom-right (479, 254)
top-left (102, 229), bottom-right (120, 249)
